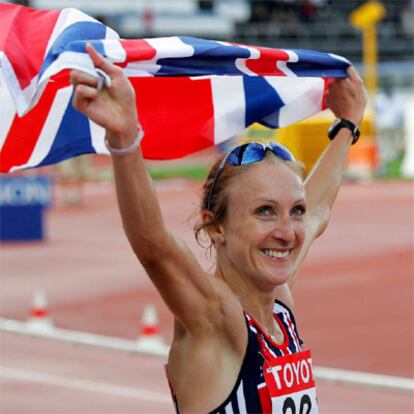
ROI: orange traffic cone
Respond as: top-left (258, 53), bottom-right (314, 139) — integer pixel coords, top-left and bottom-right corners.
top-left (136, 304), bottom-right (168, 355)
top-left (27, 290), bottom-right (53, 332)
top-left (347, 138), bottom-right (379, 181)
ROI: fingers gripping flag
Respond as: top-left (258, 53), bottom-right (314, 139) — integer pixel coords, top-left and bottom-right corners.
top-left (0, 4), bottom-right (350, 173)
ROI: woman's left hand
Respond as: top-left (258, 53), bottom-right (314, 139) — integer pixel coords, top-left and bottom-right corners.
top-left (326, 66), bottom-right (367, 125)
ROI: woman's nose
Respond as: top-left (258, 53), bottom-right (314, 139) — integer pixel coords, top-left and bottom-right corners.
top-left (272, 215), bottom-right (295, 243)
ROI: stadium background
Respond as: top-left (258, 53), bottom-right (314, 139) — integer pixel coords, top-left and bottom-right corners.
top-left (1, 0), bottom-right (413, 413)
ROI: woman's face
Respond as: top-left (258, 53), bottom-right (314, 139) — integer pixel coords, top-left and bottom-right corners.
top-left (217, 158), bottom-right (306, 290)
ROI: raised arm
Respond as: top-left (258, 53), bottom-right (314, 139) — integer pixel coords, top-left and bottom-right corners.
top-left (288, 66), bottom-right (367, 287)
top-left (70, 44), bottom-right (222, 335)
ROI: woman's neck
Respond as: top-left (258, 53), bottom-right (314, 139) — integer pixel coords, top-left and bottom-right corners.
top-left (214, 264), bottom-right (277, 330)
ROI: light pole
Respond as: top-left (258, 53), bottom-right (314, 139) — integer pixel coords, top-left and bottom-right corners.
top-left (350, 1), bottom-right (386, 111)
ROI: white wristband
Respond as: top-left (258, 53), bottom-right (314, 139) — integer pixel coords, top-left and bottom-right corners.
top-left (105, 127), bottom-right (144, 156)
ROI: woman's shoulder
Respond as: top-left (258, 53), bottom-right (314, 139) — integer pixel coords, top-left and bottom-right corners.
top-left (170, 277), bottom-right (247, 349)
top-left (168, 309), bottom-right (248, 413)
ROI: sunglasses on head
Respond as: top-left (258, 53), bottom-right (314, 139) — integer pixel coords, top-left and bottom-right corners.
top-left (206, 141), bottom-right (296, 211)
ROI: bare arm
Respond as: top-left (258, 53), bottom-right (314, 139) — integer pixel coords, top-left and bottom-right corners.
top-left (288, 66), bottom-right (367, 288)
top-left (70, 45), bottom-right (224, 335)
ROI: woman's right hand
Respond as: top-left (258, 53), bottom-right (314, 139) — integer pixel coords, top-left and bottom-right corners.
top-left (70, 43), bottom-right (139, 147)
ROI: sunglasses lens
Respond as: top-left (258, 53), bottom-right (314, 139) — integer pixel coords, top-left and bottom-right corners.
top-left (227, 142), bottom-right (294, 166)
top-left (241, 143), bottom-right (266, 164)
top-left (227, 143), bottom-right (265, 166)
top-left (268, 143), bottom-right (295, 161)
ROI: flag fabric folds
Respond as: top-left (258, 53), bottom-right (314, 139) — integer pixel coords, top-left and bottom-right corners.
top-left (0, 4), bottom-right (351, 173)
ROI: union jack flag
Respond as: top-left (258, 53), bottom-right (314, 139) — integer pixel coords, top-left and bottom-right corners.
top-left (0, 4), bottom-right (350, 173)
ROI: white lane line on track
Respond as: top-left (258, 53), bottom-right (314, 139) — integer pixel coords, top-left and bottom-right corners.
top-left (2, 318), bottom-right (414, 392)
top-left (0, 366), bottom-right (172, 404)
top-left (313, 366), bottom-right (414, 392)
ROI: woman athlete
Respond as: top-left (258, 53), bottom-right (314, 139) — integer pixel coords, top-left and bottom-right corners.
top-left (70, 44), bottom-right (366, 413)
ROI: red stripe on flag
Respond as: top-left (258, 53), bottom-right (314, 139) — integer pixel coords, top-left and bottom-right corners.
top-left (245, 47), bottom-right (290, 76)
top-left (0, 82), bottom-right (60, 173)
top-left (119, 39), bottom-right (157, 66)
top-left (322, 77), bottom-right (332, 110)
top-left (134, 77), bottom-right (215, 159)
top-left (0, 4), bottom-right (60, 89)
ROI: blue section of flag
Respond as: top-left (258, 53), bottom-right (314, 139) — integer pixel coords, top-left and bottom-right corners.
top-left (40, 21), bottom-right (107, 80)
top-left (244, 76), bottom-right (284, 129)
top-left (39, 98), bottom-right (94, 167)
top-left (156, 36), bottom-right (251, 76)
top-left (287, 49), bottom-right (350, 77)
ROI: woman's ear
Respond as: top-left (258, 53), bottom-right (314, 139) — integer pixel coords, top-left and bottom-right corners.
top-left (200, 210), bottom-right (226, 246)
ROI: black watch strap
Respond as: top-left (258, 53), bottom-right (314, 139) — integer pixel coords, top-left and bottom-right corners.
top-left (328, 118), bottom-right (361, 145)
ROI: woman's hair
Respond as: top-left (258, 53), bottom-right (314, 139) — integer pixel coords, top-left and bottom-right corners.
top-left (194, 149), bottom-right (306, 252)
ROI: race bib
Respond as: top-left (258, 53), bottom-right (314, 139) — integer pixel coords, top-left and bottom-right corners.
top-left (263, 349), bottom-right (318, 413)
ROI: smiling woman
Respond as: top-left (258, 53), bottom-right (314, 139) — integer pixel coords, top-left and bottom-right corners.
top-left (70, 43), bottom-right (366, 413)
top-left (202, 154), bottom-right (307, 290)
top-left (195, 144), bottom-right (306, 253)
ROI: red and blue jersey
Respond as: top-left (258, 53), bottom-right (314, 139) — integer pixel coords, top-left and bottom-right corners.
top-left (168, 300), bottom-right (319, 413)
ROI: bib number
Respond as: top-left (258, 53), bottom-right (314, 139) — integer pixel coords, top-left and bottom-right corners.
top-left (283, 394), bottom-right (312, 414)
top-left (262, 349), bottom-right (319, 414)
top-left (273, 387), bottom-right (317, 414)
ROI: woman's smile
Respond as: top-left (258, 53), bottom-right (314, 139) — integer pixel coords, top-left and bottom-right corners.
top-left (260, 248), bottom-right (292, 260)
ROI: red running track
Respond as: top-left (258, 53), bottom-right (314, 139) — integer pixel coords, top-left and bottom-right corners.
top-left (1, 178), bottom-right (413, 413)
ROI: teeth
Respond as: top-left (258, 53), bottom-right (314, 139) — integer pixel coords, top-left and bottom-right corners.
top-left (262, 249), bottom-right (290, 259)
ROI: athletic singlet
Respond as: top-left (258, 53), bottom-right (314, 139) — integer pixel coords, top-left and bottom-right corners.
top-left (167, 300), bottom-right (319, 414)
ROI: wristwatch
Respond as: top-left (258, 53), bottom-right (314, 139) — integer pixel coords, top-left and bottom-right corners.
top-left (328, 118), bottom-right (360, 145)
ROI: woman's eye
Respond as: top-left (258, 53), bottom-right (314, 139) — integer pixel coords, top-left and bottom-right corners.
top-left (256, 205), bottom-right (274, 216)
top-left (291, 205), bottom-right (306, 216)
